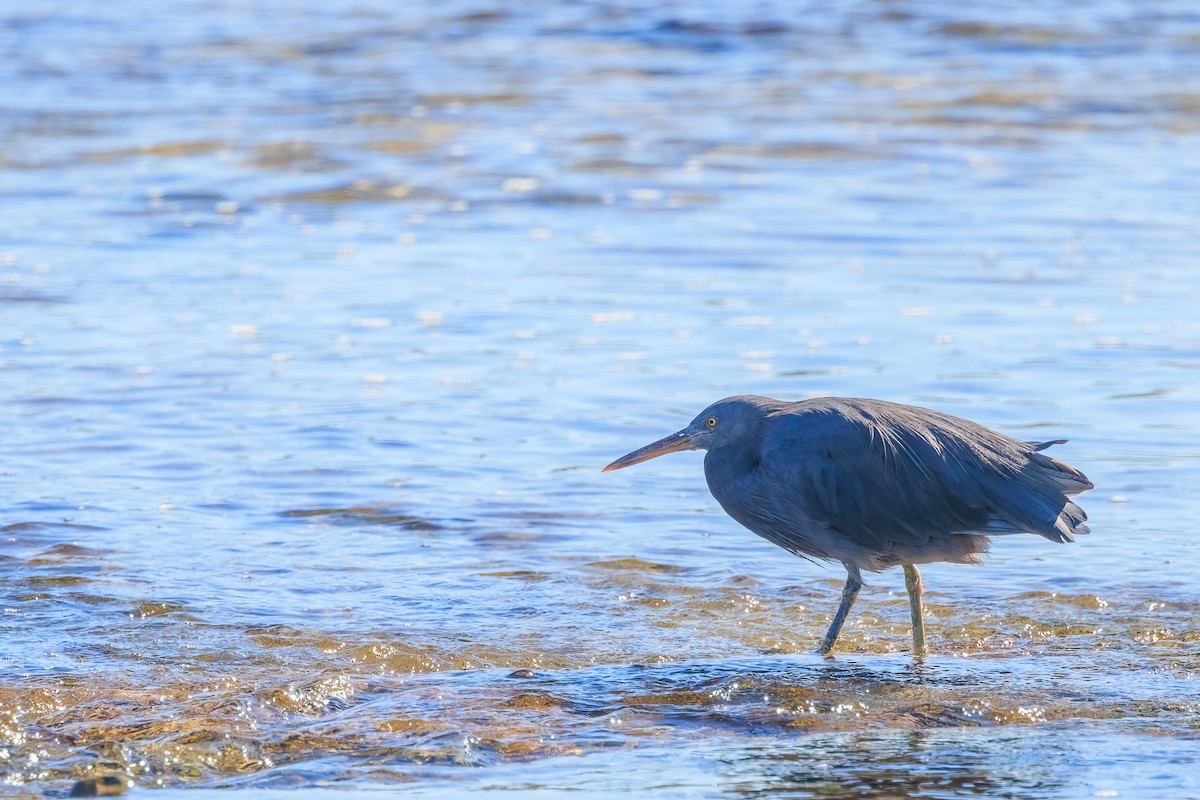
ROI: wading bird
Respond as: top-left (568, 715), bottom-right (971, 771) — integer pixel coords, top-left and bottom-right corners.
top-left (603, 395), bottom-right (1092, 657)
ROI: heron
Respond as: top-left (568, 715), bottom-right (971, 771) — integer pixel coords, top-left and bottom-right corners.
top-left (603, 395), bottom-right (1092, 657)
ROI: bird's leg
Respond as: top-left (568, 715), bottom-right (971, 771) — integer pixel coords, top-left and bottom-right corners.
top-left (903, 564), bottom-right (927, 658)
top-left (819, 571), bottom-right (863, 655)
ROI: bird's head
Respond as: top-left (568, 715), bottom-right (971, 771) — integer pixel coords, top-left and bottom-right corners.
top-left (602, 396), bottom-right (772, 472)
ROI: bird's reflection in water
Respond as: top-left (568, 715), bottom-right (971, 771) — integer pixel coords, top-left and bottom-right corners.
top-left (720, 728), bottom-right (1060, 799)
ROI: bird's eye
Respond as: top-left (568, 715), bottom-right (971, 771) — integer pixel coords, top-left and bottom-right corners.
top-left (706, 417), bottom-right (718, 428)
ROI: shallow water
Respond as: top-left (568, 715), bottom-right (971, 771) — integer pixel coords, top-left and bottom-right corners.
top-left (3, 0), bottom-right (1200, 796)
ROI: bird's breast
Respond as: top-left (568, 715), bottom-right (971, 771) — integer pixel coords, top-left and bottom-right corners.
top-left (702, 447), bottom-right (758, 509)
top-left (703, 448), bottom-right (831, 559)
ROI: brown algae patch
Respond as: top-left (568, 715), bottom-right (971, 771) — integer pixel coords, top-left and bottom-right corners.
top-left (80, 140), bottom-right (227, 162)
top-left (3, 635), bottom-right (1200, 792)
top-left (268, 182), bottom-right (447, 205)
top-left (586, 557), bottom-right (690, 574)
top-left (279, 506), bottom-right (444, 530)
top-left (4, 579), bottom-right (1200, 791)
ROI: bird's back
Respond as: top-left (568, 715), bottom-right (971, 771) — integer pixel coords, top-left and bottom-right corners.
top-left (703, 396), bottom-right (1092, 573)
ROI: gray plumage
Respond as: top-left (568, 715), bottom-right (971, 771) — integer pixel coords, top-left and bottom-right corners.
top-left (603, 394), bottom-right (1093, 656)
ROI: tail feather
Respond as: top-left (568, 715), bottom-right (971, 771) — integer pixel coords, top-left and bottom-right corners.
top-left (1028, 441), bottom-right (1093, 495)
top-left (979, 444), bottom-right (1092, 544)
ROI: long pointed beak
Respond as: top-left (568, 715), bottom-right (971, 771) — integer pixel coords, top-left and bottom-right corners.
top-left (603, 430), bottom-right (695, 472)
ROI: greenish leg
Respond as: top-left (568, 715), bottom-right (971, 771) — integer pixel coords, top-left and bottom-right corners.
top-left (819, 572), bottom-right (863, 655)
top-left (903, 564), bottom-right (927, 658)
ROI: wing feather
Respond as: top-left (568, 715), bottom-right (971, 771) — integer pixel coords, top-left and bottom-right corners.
top-left (756, 399), bottom-right (1091, 554)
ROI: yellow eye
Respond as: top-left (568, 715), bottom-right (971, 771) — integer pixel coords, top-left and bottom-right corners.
top-left (706, 417), bottom-right (718, 427)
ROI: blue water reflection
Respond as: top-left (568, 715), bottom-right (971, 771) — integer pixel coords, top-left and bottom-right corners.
top-left (2, 0), bottom-right (1199, 795)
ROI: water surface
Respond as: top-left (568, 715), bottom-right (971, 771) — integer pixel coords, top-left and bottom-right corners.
top-left (2, 0), bottom-right (1200, 796)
